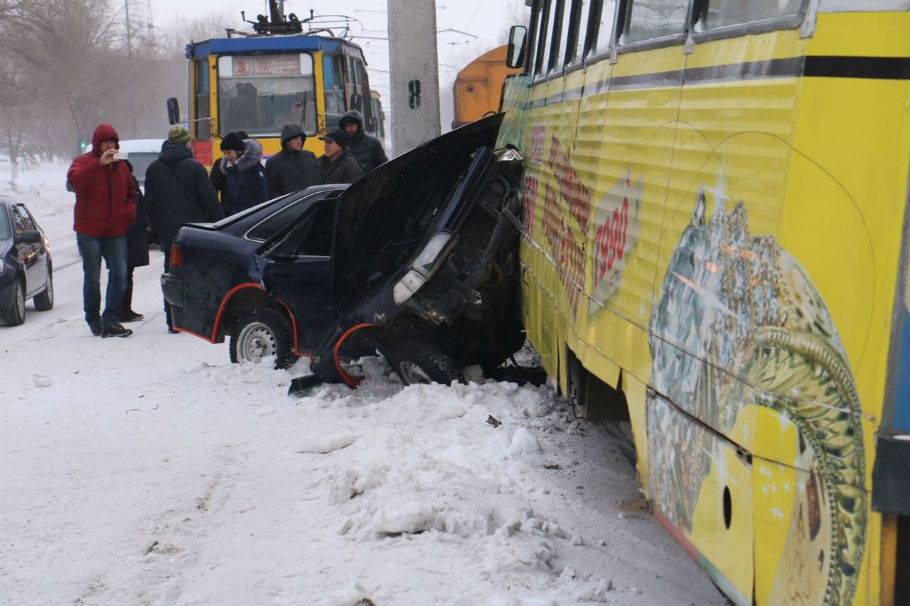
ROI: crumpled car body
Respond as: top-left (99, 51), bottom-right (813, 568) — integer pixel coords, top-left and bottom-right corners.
top-left (164, 114), bottom-right (524, 386)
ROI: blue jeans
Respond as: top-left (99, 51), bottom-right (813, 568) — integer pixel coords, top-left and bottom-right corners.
top-left (77, 233), bottom-right (127, 325)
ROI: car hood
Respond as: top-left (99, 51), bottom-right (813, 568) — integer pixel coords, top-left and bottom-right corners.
top-left (331, 113), bottom-right (503, 307)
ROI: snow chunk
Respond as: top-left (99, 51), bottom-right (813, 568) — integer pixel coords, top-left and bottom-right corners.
top-left (32, 374), bottom-right (52, 388)
top-left (508, 428), bottom-right (542, 456)
top-left (298, 433), bottom-right (358, 454)
top-left (377, 502), bottom-right (440, 535)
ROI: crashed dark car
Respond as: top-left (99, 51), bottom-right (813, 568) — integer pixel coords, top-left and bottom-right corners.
top-left (162, 114), bottom-right (524, 386)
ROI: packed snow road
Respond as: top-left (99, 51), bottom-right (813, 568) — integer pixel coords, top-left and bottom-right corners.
top-left (0, 165), bottom-right (725, 605)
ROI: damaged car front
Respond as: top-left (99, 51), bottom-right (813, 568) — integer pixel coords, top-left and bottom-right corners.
top-left (274, 114), bottom-right (526, 388)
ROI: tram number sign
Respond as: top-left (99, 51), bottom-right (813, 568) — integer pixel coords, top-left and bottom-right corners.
top-left (233, 55), bottom-right (300, 77)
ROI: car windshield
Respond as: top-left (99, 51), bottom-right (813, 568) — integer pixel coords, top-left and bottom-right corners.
top-left (0, 205), bottom-right (10, 239)
top-left (217, 54), bottom-right (317, 136)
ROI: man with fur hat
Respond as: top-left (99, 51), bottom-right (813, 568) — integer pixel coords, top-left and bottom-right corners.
top-left (218, 131), bottom-right (268, 215)
top-left (318, 129), bottom-right (364, 185)
top-left (67, 123), bottom-right (137, 338)
top-left (265, 124), bottom-right (319, 197)
top-left (338, 110), bottom-right (388, 172)
top-left (145, 125), bottom-right (223, 332)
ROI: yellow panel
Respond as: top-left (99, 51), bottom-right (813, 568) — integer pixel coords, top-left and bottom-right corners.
top-left (649, 394), bottom-right (753, 605)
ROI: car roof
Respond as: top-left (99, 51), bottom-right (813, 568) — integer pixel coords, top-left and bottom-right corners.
top-left (118, 139), bottom-right (164, 153)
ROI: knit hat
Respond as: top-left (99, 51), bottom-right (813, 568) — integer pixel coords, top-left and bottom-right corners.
top-left (319, 129), bottom-right (348, 148)
top-left (220, 131), bottom-right (245, 153)
top-left (168, 125), bottom-right (191, 144)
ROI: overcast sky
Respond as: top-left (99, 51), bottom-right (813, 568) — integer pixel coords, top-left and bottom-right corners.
top-left (149, 0), bottom-right (525, 102)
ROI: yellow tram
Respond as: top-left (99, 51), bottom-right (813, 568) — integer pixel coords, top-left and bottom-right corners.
top-left (499, 1), bottom-right (910, 604)
top-left (173, 8), bottom-right (382, 169)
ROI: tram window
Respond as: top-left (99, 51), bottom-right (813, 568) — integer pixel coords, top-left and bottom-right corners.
top-left (534, 1), bottom-right (554, 75)
top-left (217, 53), bottom-right (317, 137)
top-left (323, 54), bottom-right (345, 130)
top-left (703, 0), bottom-right (803, 29)
top-left (547, 0), bottom-right (569, 72)
top-left (624, 0), bottom-right (689, 43)
top-left (591, 0), bottom-right (617, 54)
top-left (551, 0), bottom-right (572, 69)
top-left (193, 60), bottom-right (211, 140)
top-left (526, 1), bottom-right (544, 73)
top-left (569, 0), bottom-right (593, 62)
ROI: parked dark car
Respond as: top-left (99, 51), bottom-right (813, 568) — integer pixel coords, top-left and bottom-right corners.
top-left (162, 115), bottom-right (523, 385)
top-left (0, 199), bottom-right (54, 326)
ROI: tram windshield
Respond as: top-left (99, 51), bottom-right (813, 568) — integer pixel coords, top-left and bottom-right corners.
top-left (217, 53), bottom-right (317, 137)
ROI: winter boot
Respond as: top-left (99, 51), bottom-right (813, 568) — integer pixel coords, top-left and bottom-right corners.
top-left (101, 322), bottom-right (133, 338)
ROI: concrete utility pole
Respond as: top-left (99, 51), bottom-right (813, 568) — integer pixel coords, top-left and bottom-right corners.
top-left (387, 0), bottom-right (441, 157)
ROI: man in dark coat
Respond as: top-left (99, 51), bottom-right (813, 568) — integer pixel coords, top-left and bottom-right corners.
top-left (265, 124), bottom-right (319, 197)
top-left (67, 123), bottom-right (137, 337)
top-left (145, 125), bottom-right (223, 332)
top-left (339, 110), bottom-right (388, 172)
top-left (318, 130), bottom-right (364, 185)
top-left (218, 132), bottom-right (268, 215)
top-left (121, 160), bottom-right (149, 322)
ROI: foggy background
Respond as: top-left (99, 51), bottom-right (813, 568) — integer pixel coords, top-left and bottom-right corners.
top-left (0, 0), bottom-right (527, 166)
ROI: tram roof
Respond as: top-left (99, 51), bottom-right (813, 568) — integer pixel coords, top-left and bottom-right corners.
top-left (186, 34), bottom-right (347, 59)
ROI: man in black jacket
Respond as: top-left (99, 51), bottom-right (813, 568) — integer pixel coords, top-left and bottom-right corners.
top-left (265, 124), bottom-right (319, 197)
top-left (338, 110), bottom-right (388, 172)
top-left (318, 130), bottom-right (364, 185)
top-left (145, 125), bottom-right (224, 332)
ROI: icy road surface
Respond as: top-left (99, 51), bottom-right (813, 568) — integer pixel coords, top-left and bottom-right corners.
top-left (0, 164), bottom-right (726, 605)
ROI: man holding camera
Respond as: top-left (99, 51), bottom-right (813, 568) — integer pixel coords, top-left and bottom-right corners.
top-left (67, 124), bottom-right (137, 338)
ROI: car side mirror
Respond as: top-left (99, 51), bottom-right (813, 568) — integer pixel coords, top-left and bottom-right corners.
top-left (167, 97), bottom-right (180, 125)
top-left (506, 25), bottom-right (527, 69)
top-left (15, 229), bottom-right (42, 244)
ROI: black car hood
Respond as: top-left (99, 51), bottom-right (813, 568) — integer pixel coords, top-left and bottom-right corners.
top-left (332, 113), bottom-right (503, 308)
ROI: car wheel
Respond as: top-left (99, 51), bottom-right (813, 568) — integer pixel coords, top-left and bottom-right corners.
top-left (1, 277), bottom-right (26, 326)
top-left (33, 266), bottom-right (53, 311)
top-left (229, 308), bottom-right (295, 369)
top-left (387, 339), bottom-right (463, 386)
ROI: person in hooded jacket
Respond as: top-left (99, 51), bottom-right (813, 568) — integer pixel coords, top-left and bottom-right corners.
top-left (121, 160), bottom-right (150, 322)
top-left (338, 110), bottom-right (388, 172)
top-left (318, 129), bottom-right (364, 185)
top-left (265, 124), bottom-right (319, 197)
top-left (67, 123), bottom-right (137, 338)
top-left (209, 130), bottom-right (248, 201)
top-left (145, 125), bottom-right (223, 332)
top-left (218, 132), bottom-right (268, 215)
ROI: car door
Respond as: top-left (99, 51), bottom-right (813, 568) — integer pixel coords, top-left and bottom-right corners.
top-left (11, 205), bottom-right (44, 295)
top-left (258, 197), bottom-right (337, 352)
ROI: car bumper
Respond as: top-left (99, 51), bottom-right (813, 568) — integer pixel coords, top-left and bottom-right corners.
top-left (161, 272), bottom-right (185, 308)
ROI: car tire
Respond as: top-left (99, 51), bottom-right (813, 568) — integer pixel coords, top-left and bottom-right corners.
top-left (2, 277), bottom-right (26, 326)
top-left (229, 308), bottom-right (295, 369)
top-left (387, 338), bottom-right (463, 386)
top-left (33, 265), bottom-right (53, 311)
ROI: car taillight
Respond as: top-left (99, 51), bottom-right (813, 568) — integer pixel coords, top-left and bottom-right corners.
top-left (169, 244), bottom-right (183, 268)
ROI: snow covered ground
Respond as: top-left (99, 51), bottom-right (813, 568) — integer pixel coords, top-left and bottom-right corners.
top-left (0, 164), bottom-right (727, 606)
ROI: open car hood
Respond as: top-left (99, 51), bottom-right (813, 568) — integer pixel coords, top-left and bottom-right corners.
top-left (331, 113), bottom-right (504, 308)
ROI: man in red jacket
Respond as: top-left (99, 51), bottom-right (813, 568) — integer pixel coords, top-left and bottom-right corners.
top-left (67, 124), bottom-right (137, 337)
